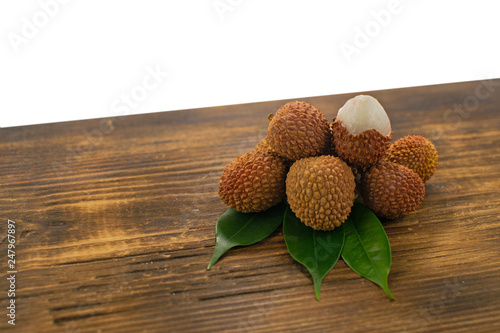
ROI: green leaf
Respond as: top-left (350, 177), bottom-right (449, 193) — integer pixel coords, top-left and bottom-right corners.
top-left (341, 202), bottom-right (395, 300)
top-left (207, 202), bottom-right (286, 270)
top-left (283, 206), bottom-right (345, 300)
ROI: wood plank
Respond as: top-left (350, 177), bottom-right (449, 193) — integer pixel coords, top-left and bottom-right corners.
top-left (1, 79), bottom-right (500, 332)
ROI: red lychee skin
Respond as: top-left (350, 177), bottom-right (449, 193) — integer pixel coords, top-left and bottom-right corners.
top-left (267, 101), bottom-right (332, 161)
top-left (385, 135), bottom-right (438, 182)
top-left (360, 160), bottom-right (425, 219)
top-left (286, 155), bottom-right (356, 231)
top-left (331, 117), bottom-right (392, 170)
top-left (219, 148), bottom-right (288, 213)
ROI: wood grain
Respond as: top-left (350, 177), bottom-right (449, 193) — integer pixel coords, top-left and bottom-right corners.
top-left (1, 79), bottom-right (500, 333)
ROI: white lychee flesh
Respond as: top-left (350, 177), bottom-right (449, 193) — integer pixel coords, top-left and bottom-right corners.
top-left (337, 95), bottom-right (391, 136)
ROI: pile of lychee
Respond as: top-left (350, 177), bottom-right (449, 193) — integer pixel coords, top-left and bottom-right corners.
top-left (218, 95), bottom-right (438, 231)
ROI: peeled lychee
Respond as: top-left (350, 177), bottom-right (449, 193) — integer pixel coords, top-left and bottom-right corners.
top-left (267, 101), bottom-right (332, 161)
top-left (218, 146), bottom-right (288, 213)
top-left (332, 95), bottom-right (392, 169)
top-left (385, 135), bottom-right (438, 182)
top-left (286, 155), bottom-right (356, 231)
top-left (360, 160), bottom-right (425, 219)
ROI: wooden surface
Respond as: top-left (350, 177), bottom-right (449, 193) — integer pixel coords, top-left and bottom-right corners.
top-left (1, 79), bottom-right (500, 333)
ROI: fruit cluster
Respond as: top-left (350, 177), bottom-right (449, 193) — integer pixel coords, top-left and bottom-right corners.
top-left (218, 96), bottom-right (438, 230)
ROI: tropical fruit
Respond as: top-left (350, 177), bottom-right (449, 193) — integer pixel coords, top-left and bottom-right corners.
top-left (332, 95), bottom-right (392, 169)
top-left (360, 160), bottom-right (425, 219)
top-left (267, 101), bottom-right (331, 160)
top-left (385, 135), bottom-right (438, 182)
top-left (286, 155), bottom-right (356, 230)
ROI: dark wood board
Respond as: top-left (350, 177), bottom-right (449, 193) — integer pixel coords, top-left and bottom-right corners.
top-left (1, 79), bottom-right (500, 332)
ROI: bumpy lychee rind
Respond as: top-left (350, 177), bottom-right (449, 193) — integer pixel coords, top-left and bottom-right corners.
top-left (360, 160), bottom-right (425, 219)
top-left (218, 148), bottom-right (288, 213)
top-left (267, 101), bottom-right (332, 161)
top-left (332, 117), bottom-right (392, 170)
top-left (385, 135), bottom-right (438, 182)
top-left (286, 155), bottom-right (356, 231)
top-left (254, 137), bottom-right (277, 155)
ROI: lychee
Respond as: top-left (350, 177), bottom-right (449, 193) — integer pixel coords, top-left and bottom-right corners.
top-left (360, 160), bottom-right (425, 219)
top-left (332, 95), bottom-right (392, 169)
top-left (218, 146), bottom-right (288, 213)
top-left (286, 155), bottom-right (356, 231)
top-left (385, 135), bottom-right (438, 182)
top-left (267, 101), bottom-right (332, 161)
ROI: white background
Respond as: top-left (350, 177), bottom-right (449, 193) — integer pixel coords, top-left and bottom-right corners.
top-left (1, 0), bottom-right (499, 128)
